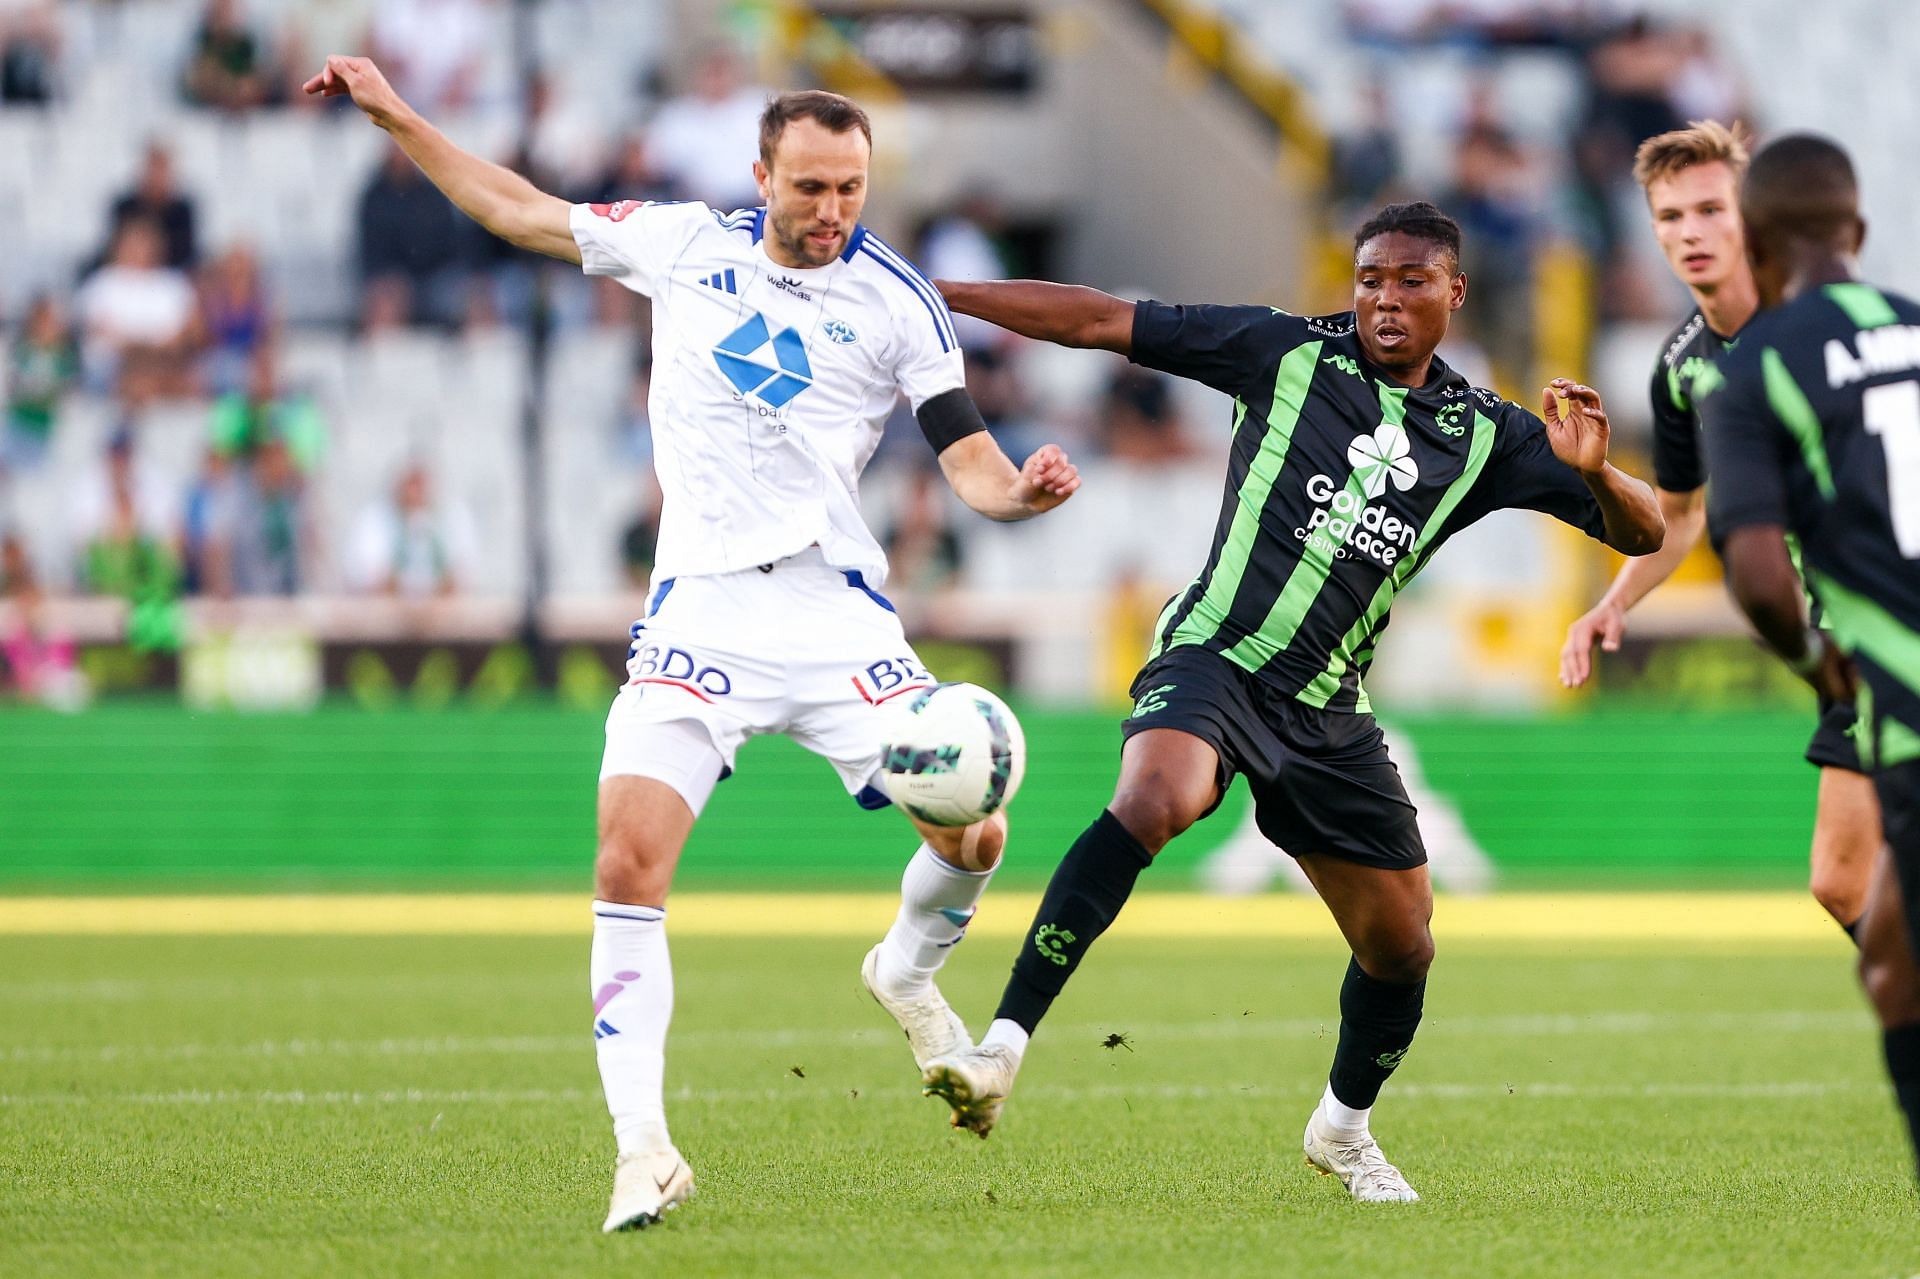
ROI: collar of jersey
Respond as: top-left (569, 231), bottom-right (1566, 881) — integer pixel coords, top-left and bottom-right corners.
top-left (748, 207), bottom-right (870, 270)
top-left (1347, 333), bottom-right (1466, 400)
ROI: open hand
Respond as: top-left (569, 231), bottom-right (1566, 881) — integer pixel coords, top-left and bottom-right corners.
top-left (1559, 600), bottom-right (1626, 687)
top-left (1009, 444), bottom-right (1079, 514)
top-left (1542, 378), bottom-right (1610, 475)
top-left (302, 55), bottom-right (407, 127)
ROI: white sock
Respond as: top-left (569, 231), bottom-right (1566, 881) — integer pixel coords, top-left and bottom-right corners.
top-left (982, 1018), bottom-right (1029, 1060)
top-left (1315, 1081), bottom-right (1370, 1141)
top-left (590, 900), bottom-right (673, 1157)
top-left (872, 843), bottom-right (994, 996)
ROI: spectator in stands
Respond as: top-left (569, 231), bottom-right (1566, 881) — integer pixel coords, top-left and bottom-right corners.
top-left (1100, 366), bottom-right (1196, 464)
top-left (199, 244), bottom-right (276, 395)
top-left (883, 466), bottom-right (964, 595)
top-left (181, 445), bottom-right (241, 597)
top-left (587, 130), bottom-right (681, 208)
top-left (76, 428), bottom-right (184, 650)
top-left (1437, 123), bottom-right (1541, 390)
top-left (4, 295), bottom-right (78, 474)
top-left (918, 194), bottom-right (1015, 351)
top-left (368, 0), bottom-right (490, 116)
top-left (182, 0), bottom-right (277, 112)
top-left (357, 143), bottom-right (464, 328)
top-left (209, 345), bottom-right (325, 475)
top-left (107, 142), bottom-right (199, 271)
top-left (229, 432), bottom-right (311, 596)
top-left (347, 461), bottom-right (476, 598)
top-left (0, 531), bottom-right (83, 708)
top-left (962, 343), bottom-right (1048, 466)
top-left (0, 1), bottom-right (60, 105)
top-left (1328, 84), bottom-right (1406, 215)
top-left (1579, 16), bottom-right (1686, 158)
top-left (75, 218), bottom-right (203, 402)
top-left (647, 43), bottom-right (770, 211)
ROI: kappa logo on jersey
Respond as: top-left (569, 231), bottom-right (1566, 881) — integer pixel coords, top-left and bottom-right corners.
top-left (1347, 422), bottom-right (1419, 499)
top-left (823, 319), bottom-right (859, 345)
top-left (699, 269), bottom-right (738, 294)
top-left (590, 200), bottom-right (644, 222)
top-left (713, 312), bottom-right (814, 408)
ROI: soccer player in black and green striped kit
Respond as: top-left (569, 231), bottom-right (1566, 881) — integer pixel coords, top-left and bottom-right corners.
top-left (922, 202), bottom-right (1666, 1201)
top-left (1700, 135), bottom-right (1920, 1179)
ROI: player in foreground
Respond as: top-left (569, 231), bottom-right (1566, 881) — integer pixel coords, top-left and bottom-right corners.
top-left (923, 202), bottom-right (1665, 1201)
top-left (1699, 134), bottom-right (1920, 1177)
top-left (305, 56), bottom-right (1081, 1230)
top-left (1561, 121), bottom-right (1878, 938)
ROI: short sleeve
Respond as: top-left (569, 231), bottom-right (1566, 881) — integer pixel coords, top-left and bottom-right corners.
top-left (889, 288), bottom-right (967, 413)
top-left (1650, 356), bottom-right (1706, 493)
top-left (1130, 302), bottom-right (1309, 397)
top-left (569, 200), bottom-right (710, 297)
top-left (1699, 356), bottom-right (1791, 544)
top-left (1483, 408), bottom-right (1608, 539)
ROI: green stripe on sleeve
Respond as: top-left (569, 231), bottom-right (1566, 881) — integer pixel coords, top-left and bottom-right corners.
top-left (1762, 348), bottom-right (1836, 500)
top-left (1825, 282), bottom-right (1900, 329)
top-left (1167, 342), bottom-right (1321, 649)
top-left (1296, 407), bottom-right (1499, 708)
top-left (1219, 382), bottom-right (1409, 672)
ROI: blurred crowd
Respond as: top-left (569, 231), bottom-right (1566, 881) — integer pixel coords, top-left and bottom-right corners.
top-left (0, 0), bottom-right (1759, 705)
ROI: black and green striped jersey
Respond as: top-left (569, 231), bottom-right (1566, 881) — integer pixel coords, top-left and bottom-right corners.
top-left (1700, 281), bottom-right (1920, 768)
top-left (1130, 302), bottom-right (1609, 714)
top-left (1650, 308), bottom-right (1742, 493)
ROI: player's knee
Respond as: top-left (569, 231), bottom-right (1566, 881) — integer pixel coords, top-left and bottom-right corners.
top-left (1107, 785), bottom-right (1202, 855)
top-left (1357, 928), bottom-right (1434, 984)
top-left (593, 823), bottom-right (675, 901)
top-left (1809, 862), bottom-right (1866, 927)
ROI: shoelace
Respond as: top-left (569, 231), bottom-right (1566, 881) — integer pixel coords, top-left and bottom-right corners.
top-left (1329, 1137), bottom-right (1408, 1195)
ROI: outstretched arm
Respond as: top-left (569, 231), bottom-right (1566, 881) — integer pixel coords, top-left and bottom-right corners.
top-left (304, 55), bottom-right (580, 264)
top-left (936, 280), bottom-right (1135, 353)
top-left (1559, 485), bottom-right (1704, 686)
top-left (937, 434), bottom-right (1079, 522)
top-left (1541, 379), bottom-right (1665, 557)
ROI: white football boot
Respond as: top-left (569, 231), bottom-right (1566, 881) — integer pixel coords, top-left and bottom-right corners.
top-left (1302, 1119), bottom-right (1421, 1203)
top-left (921, 1043), bottom-right (1020, 1139)
top-left (860, 943), bottom-right (972, 1070)
top-left (602, 1147), bottom-right (694, 1232)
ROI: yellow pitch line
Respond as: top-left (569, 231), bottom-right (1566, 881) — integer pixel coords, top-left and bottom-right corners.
top-left (0, 891), bottom-right (1850, 942)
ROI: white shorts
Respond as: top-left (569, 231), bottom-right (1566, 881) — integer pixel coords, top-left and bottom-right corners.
top-left (599, 548), bottom-right (936, 815)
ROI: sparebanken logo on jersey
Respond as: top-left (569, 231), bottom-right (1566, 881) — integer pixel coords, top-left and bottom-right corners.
top-left (713, 311), bottom-right (814, 409)
top-left (1296, 422), bottom-right (1420, 568)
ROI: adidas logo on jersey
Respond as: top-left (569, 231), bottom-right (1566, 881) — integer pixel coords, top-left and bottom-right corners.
top-left (713, 312), bottom-right (814, 409)
top-left (699, 269), bottom-right (738, 294)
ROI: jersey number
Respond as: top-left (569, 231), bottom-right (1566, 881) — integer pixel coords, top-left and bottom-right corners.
top-left (1863, 380), bottom-right (1920, 557)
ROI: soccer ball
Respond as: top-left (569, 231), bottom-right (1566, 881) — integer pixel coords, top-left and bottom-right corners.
top-left (877, 682), bottom-right (1027, 826)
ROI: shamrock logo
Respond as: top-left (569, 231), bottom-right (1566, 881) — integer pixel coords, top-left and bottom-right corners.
top-left (1346, 422), bottom-right (1419, 499)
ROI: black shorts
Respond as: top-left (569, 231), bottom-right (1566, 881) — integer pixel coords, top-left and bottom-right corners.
top-left (1120, 645), bottom-right (1426, 870)
top-left (1806, 696), bottom-right (1868, 773)
top-left (1877, 761), bottom-right (1920, 960)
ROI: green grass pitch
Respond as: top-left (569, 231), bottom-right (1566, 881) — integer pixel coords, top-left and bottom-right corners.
top-left (2, 930), bottom-right (1912, 1277)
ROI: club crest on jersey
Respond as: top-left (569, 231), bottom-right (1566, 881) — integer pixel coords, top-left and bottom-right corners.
top-left (1347, 422), bottom-right (1419, 499)
top-left (713, 311), bottom-right (814, 409)
top-left (823, 319), bottom-right (859, 345)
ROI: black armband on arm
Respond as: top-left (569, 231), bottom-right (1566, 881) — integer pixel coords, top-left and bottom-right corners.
top-left (915, 387), bottom-right (989, 454)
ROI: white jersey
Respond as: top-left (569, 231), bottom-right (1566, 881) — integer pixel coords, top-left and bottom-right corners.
top-left (570, 200), bottom-right (966, 586)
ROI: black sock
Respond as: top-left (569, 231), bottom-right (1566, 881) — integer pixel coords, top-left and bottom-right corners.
top-left (1883, 1023), bottom-right (1920, 1180)
top-left (1327, 956), bottom-right (1426, 1111)
top-left (993, 810), bottom-right (1153, 1034)
top-left (1842, 917), bottom-right (1863, 945)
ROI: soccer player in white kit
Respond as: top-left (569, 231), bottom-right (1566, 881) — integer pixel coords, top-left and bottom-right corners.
top-left (306, 58), bottom-right (1081, 1231)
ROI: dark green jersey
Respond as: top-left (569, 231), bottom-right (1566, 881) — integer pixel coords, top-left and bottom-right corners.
top-left (1700, 281), bottom-right (1920, 768)
top-left (1131, 303), bottom-right (1609, 713)
top-left (1650, 308), bottom-right (1742, 493)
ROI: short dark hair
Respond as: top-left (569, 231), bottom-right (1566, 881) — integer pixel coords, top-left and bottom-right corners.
top-left (1742, 133), bottom-right (1859, 242)
top-left (758, 91), bottom-right (873, 167)
top-left (1353, 201), bottom-right (1463, 273)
